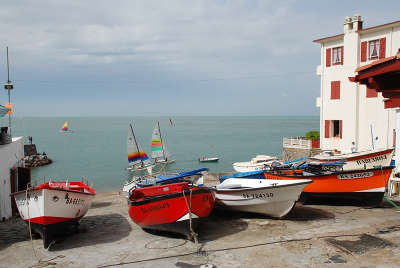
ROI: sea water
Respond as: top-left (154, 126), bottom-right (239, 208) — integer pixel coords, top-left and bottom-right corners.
top-left (5, 116), bottom-right (318, 192)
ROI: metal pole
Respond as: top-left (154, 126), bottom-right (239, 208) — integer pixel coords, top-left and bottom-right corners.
top-left (6, 47), bottom-right (11, 135)
top-left (158, 121), bottom-right (166, 160)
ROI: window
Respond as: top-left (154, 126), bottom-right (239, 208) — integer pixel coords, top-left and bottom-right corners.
top-left (331, 81), bottom-right (340, 100)
top-left (369, 40), bottom-right (380, 59)
top-left (332, 47), bottom-right (343, 65)
top-left (332, 120), bottom-right (341, 137)
top-left (324, 120), bottom-right (342, 139)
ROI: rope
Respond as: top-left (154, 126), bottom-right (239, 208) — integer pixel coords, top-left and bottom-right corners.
top-left (96, 232), bottom-right (371, 268)
top-left (182, 188), bottom-right (198, 245)
top-left (24, 183), bottom-right (65, 267)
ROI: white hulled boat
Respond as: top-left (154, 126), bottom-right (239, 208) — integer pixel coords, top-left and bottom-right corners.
top-left (309, 148), bottom-right (394, 170)
top-left (233, 155), bottom-right (280, 172)
top-left (215, 178), bottom-right (311, 218)
top-left (12, 180), bottom-right (96, 248)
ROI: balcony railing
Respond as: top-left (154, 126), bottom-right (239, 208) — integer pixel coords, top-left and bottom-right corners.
top-left (283, 137), bottom-right (319, 149)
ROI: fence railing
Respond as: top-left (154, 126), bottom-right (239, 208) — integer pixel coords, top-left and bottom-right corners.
top-left (283, 137), bottom-right (313, 149)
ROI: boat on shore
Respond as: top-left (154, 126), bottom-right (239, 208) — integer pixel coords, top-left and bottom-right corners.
top-left (264, 165), bottom-right (394, 206)
top-left (219, 170), bottom-right (265, 182)
top-left (128, 181), bottom-right (215, 239)
top-left (12, 180), bottom-right (96, 248)
top-left (233, 155), bottom-right (280, 172)
top-left (215, 178), bottom-right (312, 218)
top-left (127, 124), bottom-right (155, 172)
top-left (122, 168), bottom-right (209, 196)
top-left (309, 148), bottom-right (394, 171)
top-left (199, 156), bottom-right (219, 162)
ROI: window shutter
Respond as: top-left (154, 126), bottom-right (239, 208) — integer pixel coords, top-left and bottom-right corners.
top-left (341, 46), bottom-right (344, 65)
top-left (361, 41), bottom-right (367, 62)
top-left (339, 120), bottom-right (343, 139)
top-left (325, 120), bottom-right (330, 138)
top-left (326, 48), bottom-right (331, 67)
top-left (379, 37), bottom-right (386, 59)
top-left (331, 81), bottom-right (340, 99)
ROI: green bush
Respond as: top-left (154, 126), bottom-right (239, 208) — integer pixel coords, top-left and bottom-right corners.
top-left (305, 130), bottom-right (320, 140)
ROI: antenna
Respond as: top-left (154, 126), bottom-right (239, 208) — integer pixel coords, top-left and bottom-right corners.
top-left (4, 47), bottom-right (13, 135)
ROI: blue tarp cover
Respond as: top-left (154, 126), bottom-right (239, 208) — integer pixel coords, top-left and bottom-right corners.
top-left (156, 168), bottom-right (209, 183)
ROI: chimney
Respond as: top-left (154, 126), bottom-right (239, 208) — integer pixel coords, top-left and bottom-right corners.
top-left (353, 14), bottom-right (363, 31)
top-left (344, 16), bottom-right (353, 33)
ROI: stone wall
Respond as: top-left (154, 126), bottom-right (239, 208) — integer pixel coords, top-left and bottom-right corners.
top-left (283, 148), bottom-right (321, 162)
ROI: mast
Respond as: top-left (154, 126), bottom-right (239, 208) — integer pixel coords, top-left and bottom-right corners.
top-left (5, 47), bottom-right (13, 135)
top-left (157, 121), bottom-right (166, 160)
top-left (130, 124), bottom-right (143, 165)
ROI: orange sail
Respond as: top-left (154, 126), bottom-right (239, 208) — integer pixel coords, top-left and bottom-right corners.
top-left (61, 121), bottom-right (69, 131)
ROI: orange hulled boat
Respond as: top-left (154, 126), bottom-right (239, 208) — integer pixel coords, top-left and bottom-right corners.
top-left (264, 165), bottom-right (393, 206)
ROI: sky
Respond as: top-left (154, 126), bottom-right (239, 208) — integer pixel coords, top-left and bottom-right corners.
top-left (0, 0), bottom-right (399, 117)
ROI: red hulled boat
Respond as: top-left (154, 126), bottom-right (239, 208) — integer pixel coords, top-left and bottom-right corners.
top-left (12, 180), bottom-right (96, 248)
top-left (264, 166), bottom-right (393, 206)
top-left (128, 181), bottom-right (215, 239)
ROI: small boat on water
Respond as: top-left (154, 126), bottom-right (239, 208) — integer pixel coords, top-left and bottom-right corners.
top-left (199, 156), bottom-right (219, 162)
top-left (12, 180), bottom-right (96, 248)
top-left (233, 155), bottom-right (280, 172)
top-left (309, 148), bottom-right (394, 171)
top-left (127, 124), bottom-right (155, 172)
top-left (215, 178), bottom-right (312, 218)
top-left (59, 120), bottom-right (73, 133)
top-left (264, 165), bottom-right (394, 206)
top-left (151, 121), bottom-right (175, 165)
top-left (128, 181), bottom-right (215, 239)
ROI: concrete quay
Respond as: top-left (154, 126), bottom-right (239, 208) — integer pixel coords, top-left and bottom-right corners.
top-left (1, 189), bottom-right (400, 268)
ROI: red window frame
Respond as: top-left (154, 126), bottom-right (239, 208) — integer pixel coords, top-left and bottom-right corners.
top-left (368, 40), bottom-right (380, 60)
top-left (332, 47), bottom-right (343, 65)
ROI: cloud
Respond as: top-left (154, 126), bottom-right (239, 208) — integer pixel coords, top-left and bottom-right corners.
top-left (0, 0), bottom-right (399, 116)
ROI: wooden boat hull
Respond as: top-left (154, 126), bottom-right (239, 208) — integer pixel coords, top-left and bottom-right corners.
top-left (264, 167), bottom-right (393, 205)
top-left (309, 148), bottom-right (394, 171)
top-left (128, 183), bottom-right (215, 238)
top-left (215, 179), bottom-right (312, 218)
top-left (13, 182), bottom-right (95, 248)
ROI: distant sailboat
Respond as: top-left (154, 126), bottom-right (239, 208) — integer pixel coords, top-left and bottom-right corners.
top-left (127, 124), bottom-right (154, 172)
top-left (59, 120), bottom-right (73, 133)
top-left (151, 121), bottom-right (175, 165)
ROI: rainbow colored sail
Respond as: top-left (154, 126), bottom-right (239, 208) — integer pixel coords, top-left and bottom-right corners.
top-left (127, 124), bottom-right (150, 165)
top-left (151, 122), bottom-right (169, 159)
top-left (61, 121), bottom-right (69, 131)
top-left (128, 151), bottom-right (149, 163)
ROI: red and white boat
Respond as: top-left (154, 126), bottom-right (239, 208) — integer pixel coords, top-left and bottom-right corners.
top-left (264, 166), bottom-right (393, 206)
top-left (128, 181), bottom-right (215, 239)
top-left (309, 148), bottom-right (394, 170)
top-left (12, 180), bottom-right (96, 248)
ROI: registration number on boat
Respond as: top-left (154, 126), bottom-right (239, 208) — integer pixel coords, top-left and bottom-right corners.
top-left (243, 192), bottom-right (274, 199)
top-left (338, 172), bottom-right (373, 180)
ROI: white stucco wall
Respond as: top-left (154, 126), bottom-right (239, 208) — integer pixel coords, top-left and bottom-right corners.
top-left (0, 137), bottom-right (24, 220)
top-left (317, 17), bottom-right (400, 153)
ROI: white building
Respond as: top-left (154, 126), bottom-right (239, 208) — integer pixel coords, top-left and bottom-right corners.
top-left (314, 15), bottom-right (400, 153)
top-left (0, 136), bottom-right (24, 220)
